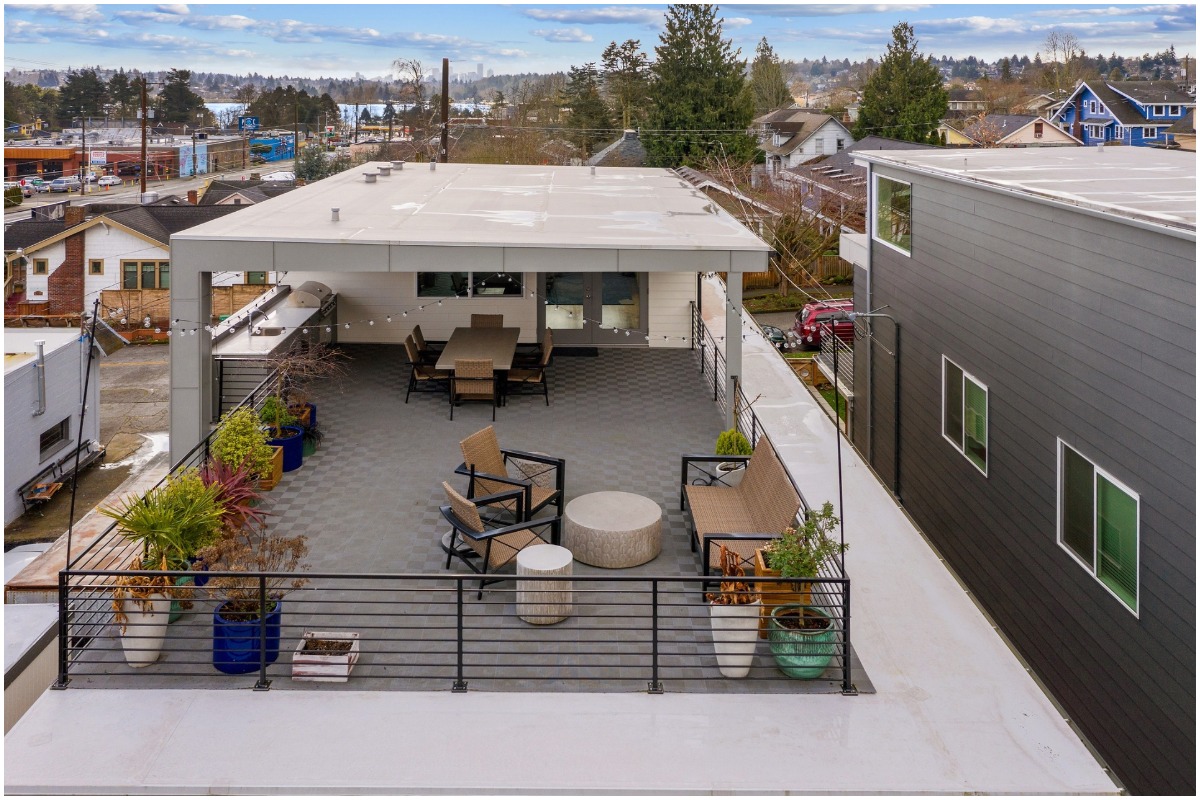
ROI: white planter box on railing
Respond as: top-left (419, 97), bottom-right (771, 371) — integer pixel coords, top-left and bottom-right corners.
top-left (291, 630), bottom-right (360, 682)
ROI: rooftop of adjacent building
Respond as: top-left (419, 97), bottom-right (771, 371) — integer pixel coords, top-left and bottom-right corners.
top-left (2, 329), bottom-right (83, 374)
top-left (853, 146), bottom-right (1196, 231)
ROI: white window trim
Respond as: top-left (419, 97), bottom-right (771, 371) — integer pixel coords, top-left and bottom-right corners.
top-left (1055, 439), bottom-right (1140, 617)
top-left (871, 174), bottom-right (912, 258)
top-left (1169, 105), bottom-right (1181, 115)
top-left (941, 355), bottom-right (988, 477)
top-left (1142, 126), bottom-right (1158, 138)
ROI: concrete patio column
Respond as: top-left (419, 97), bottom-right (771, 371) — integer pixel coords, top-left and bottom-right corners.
top-left (169, 242), bottom-right (213, 464)
top-left (723, 269), bottom-right (742, 430)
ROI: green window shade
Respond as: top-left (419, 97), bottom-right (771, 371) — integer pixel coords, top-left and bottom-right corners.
top-left (943, 360), bottom-right (963, 448)
top-left (1097, 476), bottom-right (1138, 611)
top-left (141, 262), bottom-right (157, 289)
top-left (158, 264), bottom-right (170, 289)
top-left (963, 377), bottom-right (987, 472)
top-left (875, 177), bottom-right (912, 253)
top-left (1061, 446), bottom-right (1095, 563)
top-left (122, 263), bottom-right (138, 289)
top-left (245, 271), bottom-right (266, 285)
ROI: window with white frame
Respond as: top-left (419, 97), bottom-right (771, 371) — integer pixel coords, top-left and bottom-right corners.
top-left (1058, 440), bottom-right (1139, 614)
top-left (942, 357), bottom-right (988, 475)
top-left (1088, 100), bottom-right (1098, 113)
top-left (1143, 127), bottom-right (1157, 138)
top-left (1169, 105), bottom-right (1181, 115)
top-left (1153, 104), bottom-right (1166, 116)
top-left (417, 272), bottom-right (523, 298)
top-left (873, 175), bottom-right (911, 255)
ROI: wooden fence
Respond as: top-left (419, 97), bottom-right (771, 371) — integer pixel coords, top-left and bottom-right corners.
top-left (741, 255), bottom-right (853, 291)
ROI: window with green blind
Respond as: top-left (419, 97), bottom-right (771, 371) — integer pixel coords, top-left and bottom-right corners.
top-left (942, 356), bottom-right (987, 475)
top-left (120, 260), bottom-right (169, 289)
top-left (874, 175), bottom-right (911, 255)
top-left (1058, 440), bottom-right (1139, 614)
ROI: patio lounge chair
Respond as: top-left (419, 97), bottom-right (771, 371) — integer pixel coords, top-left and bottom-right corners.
top-left (450, 358), bottom-right (496, 420)
top-left (514, 327), bottom-right (553, 366)
top-left (681, 436), bottom-right (801, 577)
top-left (411, 324), bottom-right (443, 360)
top-left (470, 313), bottom-right (504, 328)
top-left (404, 335), bottom-right (450, 403)
top-left (440, 481), bottom-right (562, 598)
top-left (457, 425), bottom-right (566, 520)
top-left (506, 339), bottom-right (552, 405)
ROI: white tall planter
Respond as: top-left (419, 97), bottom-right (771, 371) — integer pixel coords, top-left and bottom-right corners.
top-left (118, 593), bottom-right (171, 668)
top-left (709, 600), bottom-right (762, 678)
top-left (716, 462), bottom-right (746, 487)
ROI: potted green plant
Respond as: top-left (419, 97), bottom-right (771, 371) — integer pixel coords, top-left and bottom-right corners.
top-left (266, 340), bottom-right (350, 445)
top-left (705, 544), bottom-right (761, 678)
top-left (714, 428), bottom-right (753, 486)
top-left (197, 528), bottom-right (310, 675)
top-left (100, 473), bottom-right (224, 666)
top-left (260, 395), bottom-right (303, 473)
top-left (768, 603), bottom-right (837, 679)
top-left (210, 406), bottom-right (281, 490)
top-left (754, 502), bottom-right (845, 634)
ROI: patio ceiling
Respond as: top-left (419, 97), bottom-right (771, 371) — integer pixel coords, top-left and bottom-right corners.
top-left (171, 163), bottom-right (772, 275)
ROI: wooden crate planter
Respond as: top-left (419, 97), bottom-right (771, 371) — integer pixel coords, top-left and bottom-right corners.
top-left (291, 631), bottom-right (360, 682)
top-left (754, 548), bottom-right (812, 639)
top-left (258, 446), bottom-right (284, 491)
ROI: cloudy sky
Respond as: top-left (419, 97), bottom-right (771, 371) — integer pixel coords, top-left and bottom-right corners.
top-left (4, 2), bottom-right (1196, 78)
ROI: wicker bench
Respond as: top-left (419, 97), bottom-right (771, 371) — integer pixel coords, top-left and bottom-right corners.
top-left (680, 437), bottom-right (802, 577)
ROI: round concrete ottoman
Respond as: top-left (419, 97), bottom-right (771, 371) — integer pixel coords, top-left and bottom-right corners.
top-left (516, 544), bottom-right (573, 624)
top-left (563, 491), bottom-right (662, 568)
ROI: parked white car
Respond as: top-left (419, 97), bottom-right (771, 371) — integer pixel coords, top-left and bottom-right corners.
top-left (261, 171), bottom-right (295, 182)
top-left (97, 175), bottom-right (122, 187)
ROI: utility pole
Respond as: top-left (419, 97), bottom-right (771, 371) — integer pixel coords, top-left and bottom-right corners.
top-left (139, 79), bottom-right (149, 196)
top-left (293, 101), bottom-right (300, 166)
top-left (78, 113), bottom-right (87, 193)
top-left (440, 57), bottom-right (450, 163)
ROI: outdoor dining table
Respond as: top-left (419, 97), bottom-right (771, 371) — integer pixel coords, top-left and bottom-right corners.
top-left (436, 326), bottom-right (521, 404)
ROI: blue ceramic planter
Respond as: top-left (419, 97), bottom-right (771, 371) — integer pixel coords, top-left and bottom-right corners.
top-left (212, 600), bottom-right (282, 675)
top-left (267, 425), bottom-right (304, 472)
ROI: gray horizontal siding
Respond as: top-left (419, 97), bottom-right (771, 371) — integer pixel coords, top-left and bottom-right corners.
top-left (865, 167), bottom-right (1196, 795)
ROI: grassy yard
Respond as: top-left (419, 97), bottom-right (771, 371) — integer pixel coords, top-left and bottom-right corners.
top-left (818, 386), bottom-right (848, 424)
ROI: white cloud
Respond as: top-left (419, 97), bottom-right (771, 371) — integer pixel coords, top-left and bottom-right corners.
top-left (531, 27), bottom-right (594, 43)
top-left (918, 17), bottom-right (1029, 36)
top-left (181, 15), bottom-right (258, 32)
top-left (7, 3), bottom-right (104, 23)
top-left (524, 6), bottom-right (662, 26)
top-left (155, 4), bottom-right (190, 15)
top-left (1031, 5), bottom-right (1182, 18)
top-left (728, 4), bottom-right (930, 17)
top-left (724, 17), bottom-right (753, 29)
top-left (113, 10), bottom-right (190, 26)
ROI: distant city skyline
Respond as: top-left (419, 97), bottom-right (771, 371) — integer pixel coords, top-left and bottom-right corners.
top-left (4, 3), bottom-right (1196, 79)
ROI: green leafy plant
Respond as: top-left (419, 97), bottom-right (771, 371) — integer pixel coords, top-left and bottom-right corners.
top-left (198, 459), bottom-right (270, 535)
top-left (762, 502), bottom-right (847, 580)
top-left (210, 406), bottom-right (274, 479)
top-left (715, 429), bottom-right (753, 457)
top-left (259, 395), bottom-right (298, 434)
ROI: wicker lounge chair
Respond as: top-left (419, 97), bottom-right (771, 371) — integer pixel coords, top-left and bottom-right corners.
top-left (404, 334), bottom-right (450, 403)
top-left (450, 358), bottom-right (496, 420)
top-left (440, 481), bottom-right (561, 598)
top-left (681, 436), bottom-right (802, 577)
top-left (456, 425), bottom-right (566, 520)
top-left (506, 339), bottom-right (552, 405)
top-left (514, 327), bottom-right (553, 366)
top-left (470, 313), bottom-right (504, 328)
top-left (411, 324), bottom-right (443, 360)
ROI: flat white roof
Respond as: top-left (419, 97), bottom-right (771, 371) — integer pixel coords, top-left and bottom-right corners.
top-left (854, 147), bottom-right (1196, 231)
top-left (3, 330), bottom-right (82, 375)
top-left (173, 162), bottom-right (771, 256)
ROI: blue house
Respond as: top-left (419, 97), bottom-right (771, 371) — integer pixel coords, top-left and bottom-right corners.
top-left (1051, 80), bottom-right (1194, 147)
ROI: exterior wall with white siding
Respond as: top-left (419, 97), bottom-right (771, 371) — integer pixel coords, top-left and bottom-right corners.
top-left (647, 271), bottom-right (696, 348)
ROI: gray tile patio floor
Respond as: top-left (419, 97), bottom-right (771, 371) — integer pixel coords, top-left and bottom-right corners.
top-left (68, 344), bottom-right (872, 694)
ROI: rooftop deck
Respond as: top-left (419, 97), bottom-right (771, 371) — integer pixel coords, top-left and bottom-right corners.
top-left (4, 295), bottom-right (1120, 792)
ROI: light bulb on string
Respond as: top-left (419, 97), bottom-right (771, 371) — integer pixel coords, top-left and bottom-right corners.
top-left (386, 316), bottom-right (392, 323)
top-left (369, 320), bottom-right (374, 326)
top-left (344, 323), bottom-right (350, 329)
top-left (302, 328), bottom-right (309, 335)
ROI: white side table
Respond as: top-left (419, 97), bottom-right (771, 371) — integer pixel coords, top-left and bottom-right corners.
top-left (516, 544), bottom-right (573, 624)
top-left (563, 491), bottom-right (662, 568)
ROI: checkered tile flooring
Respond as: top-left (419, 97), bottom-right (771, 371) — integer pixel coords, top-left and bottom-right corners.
top-left (71, 345), bottom-right (871, 694)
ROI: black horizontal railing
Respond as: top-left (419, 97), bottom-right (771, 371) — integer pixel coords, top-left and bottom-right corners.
top-left (57, 568), bottom-right (854, 694)
top-left (690, 301), bottom-right (728, 407)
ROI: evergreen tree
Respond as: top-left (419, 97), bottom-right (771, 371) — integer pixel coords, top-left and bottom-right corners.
top-left (563, 62), bottom-right (613, 157)
top-left (643, 4), bottom-right (756, 168)
top-left (107, 70), bottom-right (137, 121)
top-left (749, 37), bottom-right (794, 116)
top-left (601, 39), bottom-right (650, 129)
top-left (999, 58), bottom-right (1012, 81)
top-left (57, 68), bottom-right (108, 118)
top-left (157, 68), bottom-right (208, 123)
top-left (853, 22), bottom-right (946, 144)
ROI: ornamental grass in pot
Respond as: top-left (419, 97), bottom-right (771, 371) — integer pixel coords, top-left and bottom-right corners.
top-left (714, 429), bottom-right (753, 486)
top-left (705, 544), bottom-right (762, 678)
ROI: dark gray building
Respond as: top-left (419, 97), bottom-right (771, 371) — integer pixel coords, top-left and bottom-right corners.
top-left (843, 147), bottom-right (1195, 795)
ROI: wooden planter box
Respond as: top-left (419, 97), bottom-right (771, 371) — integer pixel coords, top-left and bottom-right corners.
top-left (288, 403), bottom-right (312, 428)
top-left (259, 446), bottom-right (284, 491)
top-left (291, 631), bottom-right (360, 682)
top-left (754, 548), bottom-right (812, 639)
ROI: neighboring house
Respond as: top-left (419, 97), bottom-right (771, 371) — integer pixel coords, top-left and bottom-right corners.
top-left (587, 130), bottom-right (646, 168)
top-left (198, 179), bottom-right (298, 206)
top-left (1167, 109), bottom-right (1196, 151)
top-left (1013, 91), bottom-right (1068, 119)
top-left (945, 87), bottom-right (986, 116)
top-left (843, 147), bottom-right (1195, 795)
top-left (1050, 80), bottom-right (1195, 146)
top-left (3, 200), bottom-right (277, 325)
top-left (754, 107), bottom-right (855, 176)
top-left (940, 115), bottom-right (1082, 147)
top-left (3, 330), bottom-right (102, 524)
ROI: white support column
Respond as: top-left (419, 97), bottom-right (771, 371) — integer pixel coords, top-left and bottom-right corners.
top-left (169, 245), bottom-right (212, 464)
top-left (724, 265), bottom-right (742, 430)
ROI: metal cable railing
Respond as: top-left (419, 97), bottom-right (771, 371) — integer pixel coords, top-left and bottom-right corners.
top-left (57, 569), bottom-right (854, 694)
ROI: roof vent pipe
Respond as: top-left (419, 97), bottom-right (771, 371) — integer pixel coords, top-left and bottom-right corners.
top-left (32, 339), bottom-right (46, 416)
top-left (331, 208), bottom-right (340, 222)
top-left (1097, 142), bottom-right (1105, 153)
top-left (429, 157), bottom-right (436, 171)
top-left (363, 172), bottom-right (377, 183)
top-left (590, 166), bottom-right (596, 176)
top-left (392, 160), bottom-right (405, 170)
top-left (377, 164), bottom-right (391, 176)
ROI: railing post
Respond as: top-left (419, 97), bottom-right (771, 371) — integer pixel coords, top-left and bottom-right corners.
top-left (841, 580), bottom-right (857, 695)
top-left (453, 579), bottom-right (468, 692)
top-left (648, 580), bottom-right (663, 694)
top-left (52, 570), bottom-right (70, 689)
top-left (713, 351), bottom-right (719, 400)
top-left (254, 574), bottom-right (271, 690)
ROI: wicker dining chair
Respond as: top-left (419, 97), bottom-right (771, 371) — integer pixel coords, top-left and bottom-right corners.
top-left (456, 425), bottom-right (566, 520)
top-left (514, 327), bottom-right (552, 366)
top-left (411, 324), bottom-right (442, 360)
top-left (507, 338), bottom-right (552, 406)
top-left (450, 358), bottom-right (496, 420)
top-left (440, 481), bottom-right (561, 598)
top-left (403, 334), bottom-right (450, 403)
top-left (470, 313), bottom-right (504, 328)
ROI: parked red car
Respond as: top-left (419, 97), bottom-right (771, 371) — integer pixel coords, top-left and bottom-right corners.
top-left (792, 299), bottom-right (854, 350)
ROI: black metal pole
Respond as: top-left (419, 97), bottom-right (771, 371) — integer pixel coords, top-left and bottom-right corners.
top-left (648, 579), bottom-right (663, 693)
top-left (53, 570), bottom-right (71, 688)
top-left (833, 324), bottom-right (845, 575)
top-left (440, 58), bottom-right (450, 162)
top-left (453, 580), bottom-right (467, 692)
top-left (892, 322), bottom-right (902, 501)
top-left (255, 574), bottom-right (270, 690)
top-left (65, 299), bottom-right (101, 569)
